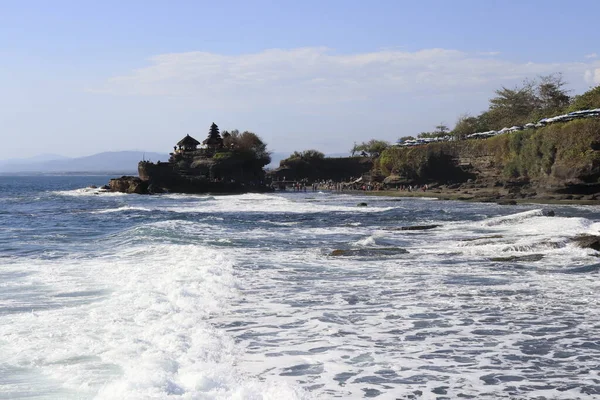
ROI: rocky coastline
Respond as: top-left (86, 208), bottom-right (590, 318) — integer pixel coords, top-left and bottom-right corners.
top-left (105, 124), bottom-right (273, 195)
top-left (106, 174), bottom-right (273, 195)
top-left (267, 118), bottom-right (600, 205)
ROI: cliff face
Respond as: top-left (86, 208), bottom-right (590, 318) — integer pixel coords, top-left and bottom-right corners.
top-left (272, 157), bottom-right (373, 181)
top-left (379, 119), bottom-right (600, 195)
top-left (134, 159), bottom-right (271, 194)
top-left (108, 157), bottom-right (272, 195)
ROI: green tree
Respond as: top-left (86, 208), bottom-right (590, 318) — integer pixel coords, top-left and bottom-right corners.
top-left (452, 114), bottom-right (488, 139)
top-left (487, 80), bottom-right (538, 128)
top-left (221, 129), bottom-right (271, 166)
top-left (568, 85), bottom-right (600, 111)
top-left (290, 149), bottom-right (325, 160)
top-left (417, 123), bottom-right (449, 139)
top-left (353, 139), bottom-right (389, 158)
top-left (435, 123), bottom-right (449, 135)
top-left (536, 73), bottom-right (570, 114)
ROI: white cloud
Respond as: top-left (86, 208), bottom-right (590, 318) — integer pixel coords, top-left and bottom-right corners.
top-left (92, 47), bottom-right (599, 113)
top-left (585, 53), bottom-right (598, 59)
top-left (584, 68), bottom-right (600, 85)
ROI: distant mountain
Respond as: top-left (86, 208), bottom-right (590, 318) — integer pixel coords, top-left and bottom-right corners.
top-left (0, 151), bottom-right (169, 174)
top-left (0, 153), bottom-right (71, 167)
top-left (0, 150), bottom-right (351, 174)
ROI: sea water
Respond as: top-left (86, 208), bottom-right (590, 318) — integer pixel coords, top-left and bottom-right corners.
top-left (0, 175), bottom-right (599, 399)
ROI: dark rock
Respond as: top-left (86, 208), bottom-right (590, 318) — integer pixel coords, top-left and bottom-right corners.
top-left (101, 185), bottom-right (110, 190)
top-left (343, 295), bottom-right (361, 305)
top-left (147, 184), bottom-right (165, 194)
top-left (388, 224), bottom-right (441, 231)
top-left (89, 185), bottom-right (97, 189)
top-left (108, 176), bottom-right (149, 194)
top-left (329, 248), bottom-right (409, 257)
top-left (542, 209), bottom-right (555, 217)
top-left (357, 202), bottom-right (368, 207)
top-left (432, 386), bottom-right (449, 395)
top-left (490, 254), bottom-right (544, 262)
top-left (497, 200), bottom-right (517, 205)
top-left (461, 235), bottom-right (504, 242)
top-left (572, 235), bottom-right (600, 252)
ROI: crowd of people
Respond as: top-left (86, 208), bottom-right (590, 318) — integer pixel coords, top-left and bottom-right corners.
top-left (275, 178), bottom-right (431, 193)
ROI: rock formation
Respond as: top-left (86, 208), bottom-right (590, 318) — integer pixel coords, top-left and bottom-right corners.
top-left (107, 124), bottom-right (273, 194)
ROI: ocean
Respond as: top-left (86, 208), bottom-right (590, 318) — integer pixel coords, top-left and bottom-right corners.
top-left (1, 175), bottom-right (599, 399)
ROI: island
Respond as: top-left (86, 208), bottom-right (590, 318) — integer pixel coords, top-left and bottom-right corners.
top-left (107, 123), bottom-right (273, 194)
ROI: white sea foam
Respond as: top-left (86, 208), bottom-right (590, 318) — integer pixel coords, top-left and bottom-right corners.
top-left (159, 193), bottom-right (396, 214)
top-left (0, 243), bottom-right (309, 399)
top-left (480, 208), bottom-right (546, 226)
top-left (54, 187), bottom-right (126, 197)
top-left (3, 190), bottom-right (600, 399)
top-left (91, 206), bottom-right (152, 214)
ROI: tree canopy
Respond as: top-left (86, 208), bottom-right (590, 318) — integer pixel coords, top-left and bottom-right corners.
top-left (221, 129), bottom-right (271, 166)
top-left (351, 139), bottom-right (389, 158)
top-left (398, 136), bottom-right (416, 142)
top-left (449, 73), bottom-right (575, 137)
top-left (290, 149), bottom-right (325, 160)
top-left (568, 85), bottom-right (600, 112)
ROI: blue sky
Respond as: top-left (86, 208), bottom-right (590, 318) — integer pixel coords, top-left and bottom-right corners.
top-left (1, 0), bottom-right (599, 159)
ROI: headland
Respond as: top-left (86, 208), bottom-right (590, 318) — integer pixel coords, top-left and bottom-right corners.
top-left (107, 123), bottom-right (273, 194)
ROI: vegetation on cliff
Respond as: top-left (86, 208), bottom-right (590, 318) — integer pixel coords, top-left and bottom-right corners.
top-left (374, 81), bottom-right (600, 190)
top-left (220, 129), bottom-right (271, 166)
top-left (380, 119), bottom-right (600, 186)
top-left (350, 140), bottom-right (390, 158)
top-left (277, 80), bottom-right (600, 197)
top-left (452, 74), bottom-right (574, 139)
top-left (275, 150), bottom-right (371, 181)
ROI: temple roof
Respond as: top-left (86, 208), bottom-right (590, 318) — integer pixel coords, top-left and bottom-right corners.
top-left (202, 135), bottom-right (223, 146)
top-left (177, 134), bottom-right (200, 147)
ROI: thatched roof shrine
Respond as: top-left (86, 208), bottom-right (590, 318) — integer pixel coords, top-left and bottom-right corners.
top-left (177, 134), bottom-right (200, 148)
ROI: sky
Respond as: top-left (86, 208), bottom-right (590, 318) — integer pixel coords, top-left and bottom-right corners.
top-left (1, 0), bottom-right (599, 160)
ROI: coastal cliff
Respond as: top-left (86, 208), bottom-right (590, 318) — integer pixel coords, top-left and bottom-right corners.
top-left (271, 155), bottom-right (373, 182)
top-left (378, 119), bottom-right (600, 200)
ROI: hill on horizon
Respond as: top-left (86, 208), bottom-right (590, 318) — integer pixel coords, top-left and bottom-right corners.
top-left (0, 150), bottom-right (351, 174)
top-left (0, 151), bottom-right (169, 174)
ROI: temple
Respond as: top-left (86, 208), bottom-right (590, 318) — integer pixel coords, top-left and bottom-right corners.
top-left (169, 123), bottom-right (224, 162)
top-left (175, 134), bottom-right (200, 153)
top-left (121, 122), bottom-right (273, 194)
